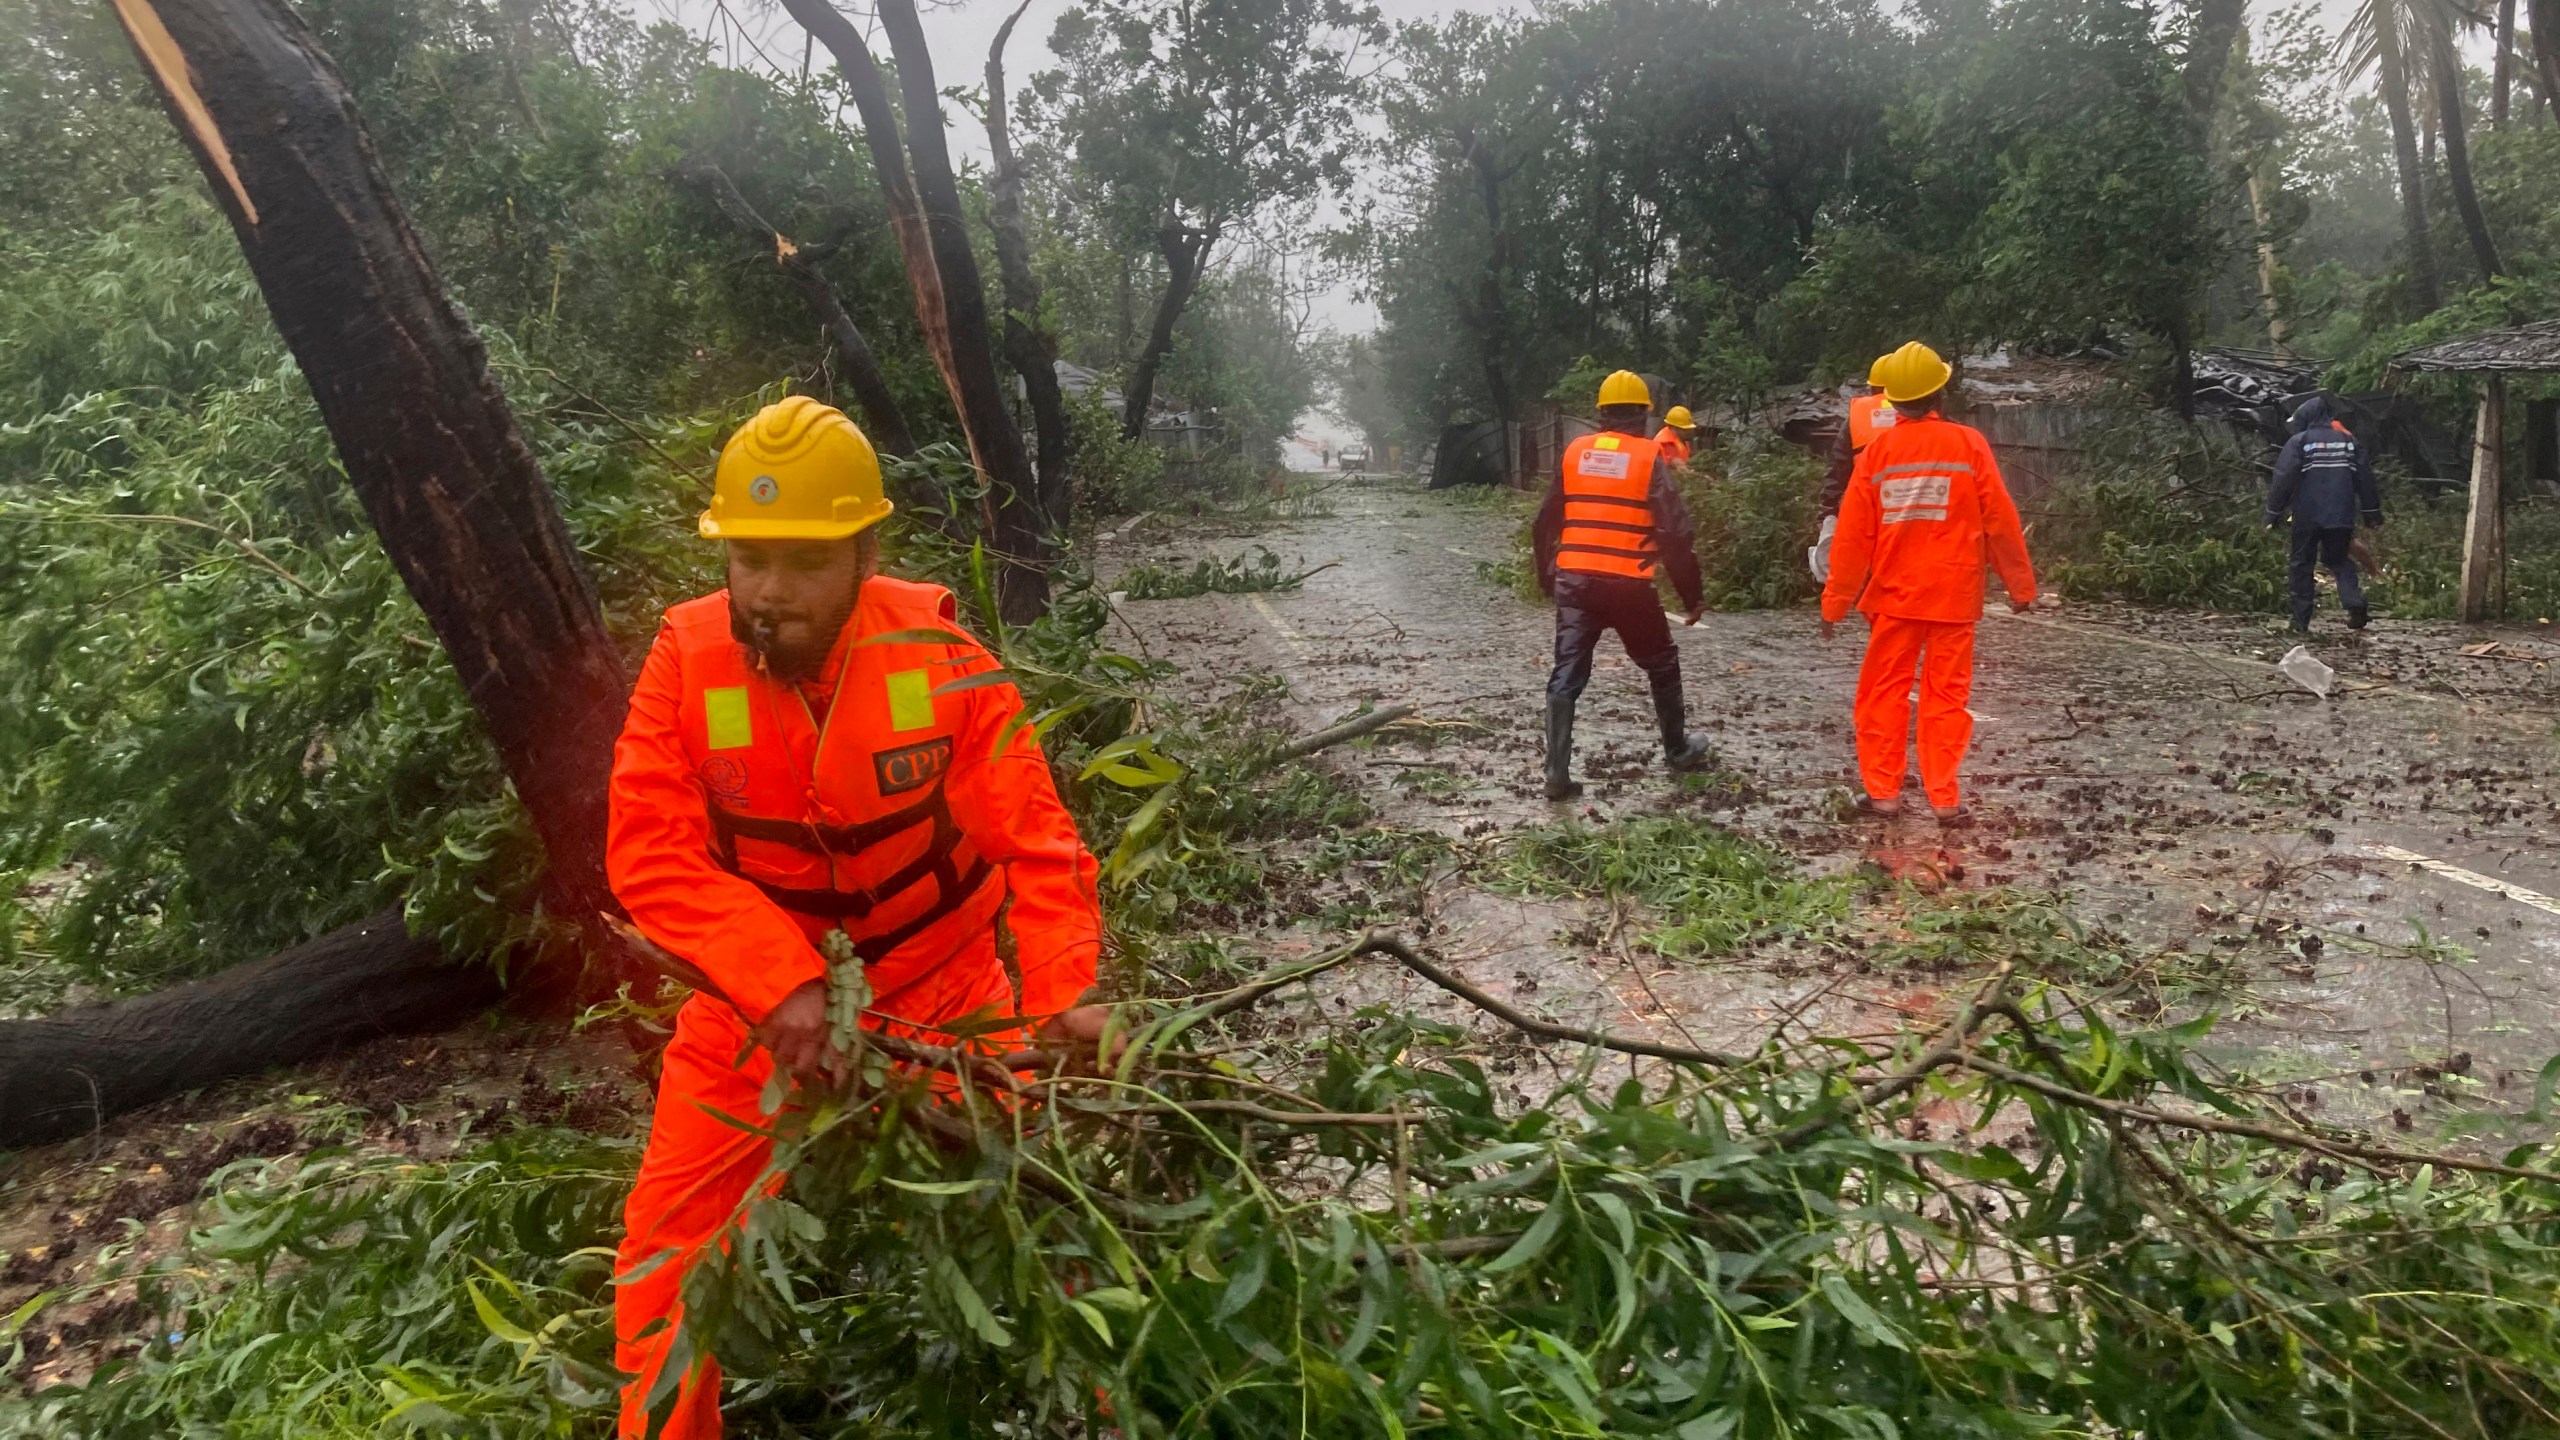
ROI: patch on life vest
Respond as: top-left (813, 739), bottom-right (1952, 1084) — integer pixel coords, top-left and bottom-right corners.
top-left (1576, 447), bottom-right (1632, 479)
top-left (699, 755), bottom-right (750, 802)
top-left (704, 686), bottom-right (753, 749)
top-left (873, 736), bottom-right (954, 796)
top-left (885, 668), bottom-right (936, 731)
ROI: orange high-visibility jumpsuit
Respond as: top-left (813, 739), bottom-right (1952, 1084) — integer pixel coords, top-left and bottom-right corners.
top-left (604, 575), bottom-right (1101, 1439)
top-left (1819, 412), bottom-right (2035, 810)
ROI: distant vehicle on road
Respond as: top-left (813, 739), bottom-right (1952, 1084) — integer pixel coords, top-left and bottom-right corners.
top-left (1338, 445), bottom-right (1370, 472)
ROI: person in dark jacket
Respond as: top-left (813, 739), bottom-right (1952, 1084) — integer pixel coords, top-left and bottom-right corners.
top-left (1532, 369), bottom-right (1709, 800)
top-left (1809, 366), bottom-right (1892, 581)
top-left (2266, 393), bottom-right (2382, 633)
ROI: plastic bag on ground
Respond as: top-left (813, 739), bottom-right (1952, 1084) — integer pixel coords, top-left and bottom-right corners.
top-left (2278, 644), bottom-right (2334, 698)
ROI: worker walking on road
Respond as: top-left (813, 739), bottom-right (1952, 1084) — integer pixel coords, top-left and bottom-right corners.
top-left (1810, 359), bottom-right (1895, 581)
top-left (2266, 393), bottom-right (2380, 634)
top-left (605, 397), bottom-right (1108, 1439)
top-left (1820, 343), bottom-right (2037, 826)
top-left (1534, 369), bottom-right (1712, 801)
top-left (1654, 405), bottom-right (1698, 468)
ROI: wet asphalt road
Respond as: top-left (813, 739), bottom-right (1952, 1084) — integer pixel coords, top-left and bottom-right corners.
top-left (1098, 475), bottom-right (2560, 1133)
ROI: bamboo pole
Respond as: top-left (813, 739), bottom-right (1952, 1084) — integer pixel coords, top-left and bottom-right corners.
top-left (2460, 376), bottom-right (2506, 623)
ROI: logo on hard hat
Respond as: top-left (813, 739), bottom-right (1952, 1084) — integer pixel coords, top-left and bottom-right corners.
top-left (748, 475), bottom-right (780, 505)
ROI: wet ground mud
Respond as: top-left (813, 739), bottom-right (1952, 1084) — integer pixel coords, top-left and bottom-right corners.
top-left (1098, 473), bottom-right (2560, 1137)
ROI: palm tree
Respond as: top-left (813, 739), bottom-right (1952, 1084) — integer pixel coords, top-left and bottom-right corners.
top-left (2492, 0), bottom-right (2515, 123)
top-left (2425, 13), bottom-right (2505, 279)
top-left (2534, 0), bottom-right (2560, 126)
top-left (2348, 0), bottom-right (2503, 303)
top-left (2347, 0), bottom-right (2444, 307)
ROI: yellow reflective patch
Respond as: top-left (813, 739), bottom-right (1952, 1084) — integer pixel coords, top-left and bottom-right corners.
top-left (703, 687), bottom-right (753, 750)
top-left (1594, 435), bottom-right (1621, 449)
top-left (885, 668), bottom-right (935, 732)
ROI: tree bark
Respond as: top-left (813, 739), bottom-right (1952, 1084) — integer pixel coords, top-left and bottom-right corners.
top-left (670, 158), bottom-right (917, 456)
top-left (2182, 0), bottom-right (2247, 121)
top-left (1456, 124), bottom-right (1517, 484)
top-left (781, 0), bottom-right (1051, 623)
top-left (2430, 27), bottom-right (2505, 281)
top-left (0, 912), bottom-right (500, 1146)
top-left (2247, 168), bottom-right (2291, 355)
top-left (774, 0), bottom-right (959, 401)
top-left (2533, 0), bottom-right (2560, 126)
top-left (2, 0), bottom-right (640, 1145)
top-left (874, 0), bottom-right (1051, 623)
top-left (1121, 222), bottom-right (1214, 441)
top-left (2374, 13), bottom-right (2443, 309)
top-left (2495, 0), bottom-right (2517, 124)
top-left (987, 0), bottom-right (1073, 535)
top-left (104, 0), bottom-right (627, 913)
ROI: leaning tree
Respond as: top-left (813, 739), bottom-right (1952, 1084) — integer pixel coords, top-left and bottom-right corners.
top-left (0, 0), bottom-right (635, 1146)
top-left (776, 0), bottom-right (1056, 624)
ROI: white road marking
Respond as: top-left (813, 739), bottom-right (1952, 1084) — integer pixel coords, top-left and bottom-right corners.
top-left (1248, 591), bottom-right (1307, 649)
top-left (2365, 842), bottom-right (2560, 919)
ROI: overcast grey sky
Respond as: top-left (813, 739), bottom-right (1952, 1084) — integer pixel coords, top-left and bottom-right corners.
top-left (626, 0), bottom-right (2404, 449)
top-left (628, 0), bottom-right (2399, 339)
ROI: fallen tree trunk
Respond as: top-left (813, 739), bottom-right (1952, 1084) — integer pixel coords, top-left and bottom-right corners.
top-left (0, 911), bottom-right (501, 1147)
top-left (0, 0), bottom-right (637, 1147)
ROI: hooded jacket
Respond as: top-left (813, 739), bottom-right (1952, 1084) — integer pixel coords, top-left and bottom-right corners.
top-left (2266, 395), bottom-right (2380, 532)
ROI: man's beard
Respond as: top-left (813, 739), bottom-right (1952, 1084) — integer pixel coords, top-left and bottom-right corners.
top-left (733, 598), bottom-right (856, 683)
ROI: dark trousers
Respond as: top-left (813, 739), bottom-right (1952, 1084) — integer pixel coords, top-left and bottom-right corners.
top-left (1549, 573), bottom-right (1681, 700)
top-left (2288, 526), bottom-right (2364, 626)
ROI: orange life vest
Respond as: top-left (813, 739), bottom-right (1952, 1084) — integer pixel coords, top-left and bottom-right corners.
top-left (659, 578), bottom-right (1001, 976)
top-left (1556, 431), bottom-right (1662, 581)
top-left (1846, 393), bottom-right (1898, 452)
top-left (1652, 426), bottom-right (1692, 466)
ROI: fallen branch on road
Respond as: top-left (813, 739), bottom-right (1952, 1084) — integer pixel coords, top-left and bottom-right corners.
top-left (1271, 702), bottom-right (1418, 761)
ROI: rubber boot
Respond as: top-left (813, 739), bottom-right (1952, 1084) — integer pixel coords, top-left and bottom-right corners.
top-left (2347, 605), bottom-right (2370, 630)
top-left (1543, 696), bottom-right (1582, 801)
top-left (1650, 672), bottom-right (1712, 772)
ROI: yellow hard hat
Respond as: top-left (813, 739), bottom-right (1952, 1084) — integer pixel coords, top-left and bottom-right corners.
top-left (1865, 354), bottom-right (1891, 388)
top-left (1596, 369), bottom-right (1651, 409)
top-left (1873, 342), bottom-right (1952, 404)
top-left (701, 396), bottom-right (892, 541)
top-left (1663, 405), bottom-right (1696, 430)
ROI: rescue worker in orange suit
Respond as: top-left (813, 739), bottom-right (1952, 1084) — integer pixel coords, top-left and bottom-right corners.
top-left (1809, 357), bottom-right (1894, 583)
top-left (1653, 405), bottom-right (1698, 468)
top-left (1532, 369), bottom-right (1712, 801)
top-left (1819, 343), bottom-right (2037, 827)
top-left (605, 397), bottom-right (1107, 1438)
